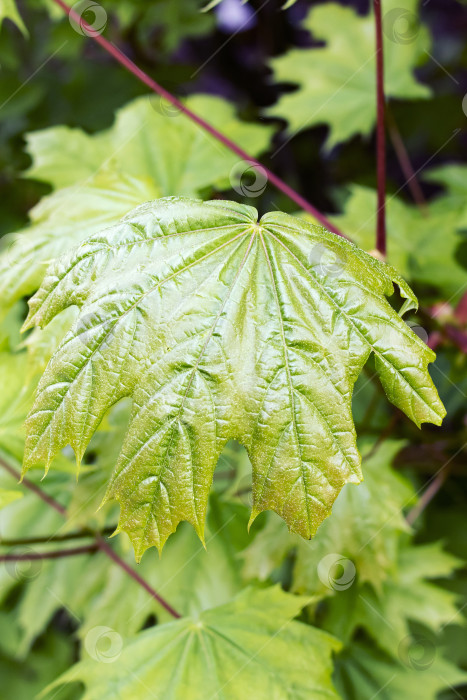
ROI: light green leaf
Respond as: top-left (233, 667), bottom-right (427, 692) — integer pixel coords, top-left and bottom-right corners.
top-left (25, 126), bottom-right (111, 190)
top-left (0, 352), bottom-right (36, 461)
top-left (0, 458), bottom-right (70, 607)
top-left (110, 0), bottom-right (214, 53)
top-left (46, 587), bottom-right (341, 700)
top-left (267, 0), bottom-right (431, 148)
top-left (321, 541), bottom-right (461, 657)
top-left (0, 488), bottom-right (23, 509)
top-left (24, 308), bottom-right (79, 381)
top-left (0, 173), bottom-right (158, 321)
top-left (335, 641), bottom-right (467, 700)
top-left (25, 94), bottom-right (274, 195)
top-left (0, 0), bottom-right (27, 36)
top-left (0, 95), bottom-right (274, 319)
top-left (423, 163), bottom-right (467, 228)
top-left (6, 486), bottom-right (250, 652)
top-left (22, 198), bottom-right (444, 557)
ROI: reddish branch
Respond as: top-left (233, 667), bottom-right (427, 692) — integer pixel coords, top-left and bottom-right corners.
top-left (95, 535), bottom-right (181, 618)
top-left (386, 109), bottom-right (428, 213)
top-left (0, 544), bottom-right (99, 562)
top-left (0, 456), bottom-right (66, 515)
top-left (0, 526), bottom-right (116, 546)
top-left (406, 466), bottom-right (452, 526)
top-left (50, 0), bottom-right (346, 238)
top-left (0, 458), bottom-right (181, 619)
top-left (373, 0), bottom-right (387, 256)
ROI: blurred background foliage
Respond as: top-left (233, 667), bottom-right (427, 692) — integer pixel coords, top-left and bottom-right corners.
top-left (0, 0), bottom-right (466, 698)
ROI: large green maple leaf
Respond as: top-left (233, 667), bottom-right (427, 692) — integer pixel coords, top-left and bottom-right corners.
top-left (22, 198), bottom-right (445, 557)
top-left (45, 587), bottom-right (341, 700)
top-left (267, 0), bottom-right (431, 148)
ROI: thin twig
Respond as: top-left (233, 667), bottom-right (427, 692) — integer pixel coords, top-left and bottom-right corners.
top-left (49, 0), bottom-right (346, 239)
top-left (406, 465), bottom-right (452, 526)
top-left (0, 544), bottom-right (99, 562)
top-left (373, 0), bottom-right (387, 256)
top-left (95, 536), bottom-right (181, 619)
top-left (386, 109), bottom-right (428, 214)
top-left (0, 458), bottom-right (181, 618)
top-left (0, 526), bottom-right (116, 547)
top-left (0, 455), bottom-right (66, 515)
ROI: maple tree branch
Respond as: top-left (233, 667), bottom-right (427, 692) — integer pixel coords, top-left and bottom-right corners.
top-left (0, 457), bottom-right (181, 619)
top-left (406, 465), bottom-right (452, 526)
top-left (386, 108), bottom-right (428, 213)
top-left (95, 536), bottom-right (181, 619)
top-left (0, 544), bottom-right (99, 562)
top-left (0, 455), bottom-right (66, 515)
top-left (49, 0), bottom-right (347, 239)
top-left (0, 526), bottom-right (116, 547)
top-left (373, 0), bottom-right (387, 256)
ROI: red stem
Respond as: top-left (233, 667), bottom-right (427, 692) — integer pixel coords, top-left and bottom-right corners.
top-left (0, 526), bottom-right (116, 546)
top-left (406, 466), bottom-right (451, 526)
top-left (96, 536), bottom-right (181, 619)
top-left (386, 109), bottom-right (428, 213)
top-left (0, 544), bottom-right (99, 561)
top-left (0, 458), bottom-right (181, 619)
top-left (49, 0), bottom-right (346, 238)
top-left (0, 456), bottom-right (66, 515)
top-left (373, 0), bottom-right (387, 256)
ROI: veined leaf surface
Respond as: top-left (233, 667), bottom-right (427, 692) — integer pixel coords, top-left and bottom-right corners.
top-left (46, 587), bottom-right (341, 700)
top-left (23, 198), bottom-right (445, 557)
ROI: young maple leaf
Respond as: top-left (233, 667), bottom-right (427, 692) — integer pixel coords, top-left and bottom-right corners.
top-left (22, 198), bottom-right (445, 558)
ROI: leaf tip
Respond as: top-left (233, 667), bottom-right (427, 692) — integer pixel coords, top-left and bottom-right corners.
top-left (248, 509), bottom-right (260, 532)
